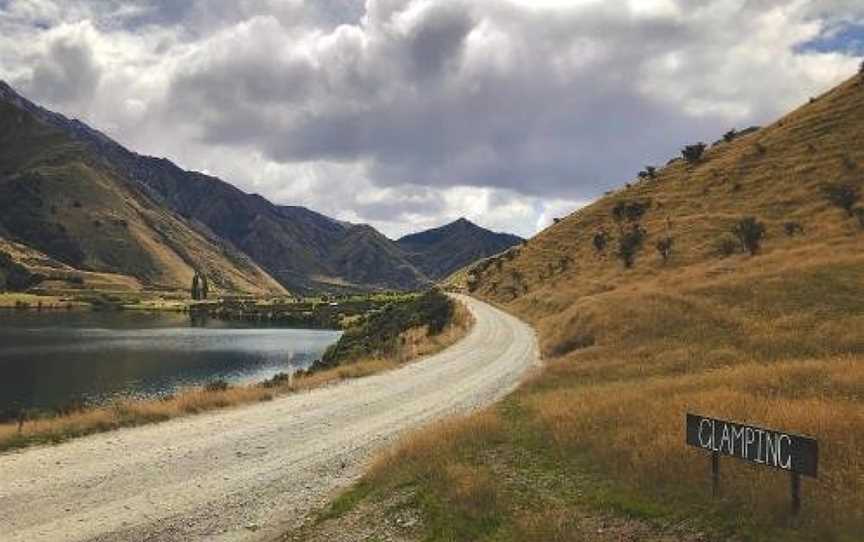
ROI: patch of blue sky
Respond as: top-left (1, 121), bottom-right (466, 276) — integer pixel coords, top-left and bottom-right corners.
top-left (796, 22), bottom-right (864, 56)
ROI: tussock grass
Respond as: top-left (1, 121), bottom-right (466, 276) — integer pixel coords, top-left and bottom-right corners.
top-left (0, 299), bottom-right (474, 454)
top-left (365, 411), bottom-right (509, 539)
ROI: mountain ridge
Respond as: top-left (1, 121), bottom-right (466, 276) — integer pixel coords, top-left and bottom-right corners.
top-left (0, 81), bottom-right (522, 294)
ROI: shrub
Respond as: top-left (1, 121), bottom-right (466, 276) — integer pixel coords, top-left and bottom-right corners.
top-left (261, 372), bottom-right (291, 388)
top-left (784, 222), bottom-right (804, 237)
top-left (592, 230), bottom-right (609, 253)
top-left (637, 166), bottom-right (657, 180)
top-left (558, 255), bottom-right (572, 271)
top-left (318, 289), bottom-right (455, 369)
top-left (732, 217), bottom-right (766, 255)
top-left (723, 129), bottom-right (737, 143)
top-left (616, 224), bottom-right (646, 268)
top-left (612, 200), bottom-right (650, 223)
top-left (0, 251), bottom-right (41, 291)
top-left (655, 236), bottom-right (673, 263)
top-left (716, 234), bottom-right (739, 257)
top-left (823, 183), bottom-right (860, 216)
top-left (855, 208), bottom-right (864, 230)
top-left (204, 380), bottom-right (230, 392)
top-left (682, 142), bottom-right (706, 163)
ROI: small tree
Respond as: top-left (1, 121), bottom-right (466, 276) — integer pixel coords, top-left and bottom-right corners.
top-left (732, 217), bottom-right (766, 255)
top-left (682, 143), bottom-right (707, 163)
top-left (784, 222), bottom-right (804, 237)
top-left (558, 255), bottom-right (572, 271)
top-left (715, 234), bottom-right (739, 257)
top-left (593, 230), bottom-right (609, 253)
top-left (723, 129), bottom-right (737, 143)
top-left (612, 200), bottom-right (650, 223)
top-left (823, 183), bottom-right (860, 216)
top-left (616, 224), bottom-right (646, 268)
top-left (655, 236), bottom-right (673, 263)
top-left (200, 274), bottom-right (209, 300)
top-left (191, 274), bottom-right (200, 300)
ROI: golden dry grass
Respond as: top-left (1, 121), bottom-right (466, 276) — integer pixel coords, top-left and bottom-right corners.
top-left (354, 75), bottom-right (864, 540)
top-left (0, 292), bottom-right (87, 309)
top-left (0, 299), bottom-right (474, 453)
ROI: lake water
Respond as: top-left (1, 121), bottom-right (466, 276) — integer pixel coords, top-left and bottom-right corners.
top-left (0, 310), bottom-right (341, 414)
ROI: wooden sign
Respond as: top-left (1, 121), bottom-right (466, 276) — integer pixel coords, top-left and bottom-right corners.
top-left (686, 414), bottom-right (818, 477)
top-left (685, 413), bottom-right (819, 515)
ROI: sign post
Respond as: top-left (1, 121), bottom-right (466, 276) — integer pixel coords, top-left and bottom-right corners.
top-left (685, 413), bottom-right (818, 516)
top-left (711, 451), bottom-right (719, 497)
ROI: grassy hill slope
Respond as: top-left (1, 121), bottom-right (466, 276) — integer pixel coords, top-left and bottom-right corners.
top-left (325, 75), bottom-right (864, 540)
top-left (0, 93), bottom-right (286, 295)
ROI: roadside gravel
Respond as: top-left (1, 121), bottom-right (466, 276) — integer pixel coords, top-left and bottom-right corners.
top-left (0, 295), bottom-right (539, 542)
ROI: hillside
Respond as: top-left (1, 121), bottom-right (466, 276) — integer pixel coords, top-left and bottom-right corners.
top-left (0, 82), bottom-right (522, 294)
top-left (340, 74), bottom-right (864, 540)
top-left (398, 218), bottom-right (523, 280)
top-left (0, 87), bottom-right (285, 296)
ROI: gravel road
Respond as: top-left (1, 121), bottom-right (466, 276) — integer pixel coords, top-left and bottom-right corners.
top-left (0, 295), bottom-right (539, 542)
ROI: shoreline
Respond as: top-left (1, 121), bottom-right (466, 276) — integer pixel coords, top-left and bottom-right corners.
top-left (0, 298), bottom-right (474, 454)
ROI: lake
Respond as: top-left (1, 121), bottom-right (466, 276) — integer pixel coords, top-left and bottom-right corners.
top-left (0, 310), bottom-right (341, 414)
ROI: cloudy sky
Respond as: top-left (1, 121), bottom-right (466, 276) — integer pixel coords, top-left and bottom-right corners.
top-left (0, 0), bottom-right (862, 238)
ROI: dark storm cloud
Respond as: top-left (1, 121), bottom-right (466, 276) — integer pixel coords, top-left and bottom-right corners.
top-left (158, 1), bottom-right (721, 199)
top-left (27, 31), bottom-right (101, 105)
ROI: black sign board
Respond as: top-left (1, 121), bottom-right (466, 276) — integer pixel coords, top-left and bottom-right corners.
top-left (686, 414), bottom-right (818, 478)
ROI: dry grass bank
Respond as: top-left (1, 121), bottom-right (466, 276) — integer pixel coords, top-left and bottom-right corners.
top-left (0, 292), bottom-right (88, 309)
top-left (0, 298), bottom-right (473, 453)
top-left (319, 75), bottom-right (864, 541)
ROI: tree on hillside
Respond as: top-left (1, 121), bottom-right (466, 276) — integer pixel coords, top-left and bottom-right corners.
top-left (732, 217), bottom-right (766, 255)
top-left (616, 224), bottom-right (646, 268)
top-left (682, 143), bottom-right (707, 163)
top-left (191, 274), bottom-right (200, 300)
top-left (637, 166), bottom-right (657, 180)
top-left (723, 129), bottom-right (738, 143)
top-left (823, 183), bottom-right (860, 216)
top-left (612, 200), bottom-right (650, 223)
top-left (655, 236), bottom-right (674, 263)
top-left (200, 274), bottom-right (209, 300)
top-left (593, 229), bottom-right (609, 253)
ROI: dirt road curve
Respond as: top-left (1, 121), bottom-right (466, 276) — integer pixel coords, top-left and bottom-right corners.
top-left (0, 295), bottom-right (538, 542)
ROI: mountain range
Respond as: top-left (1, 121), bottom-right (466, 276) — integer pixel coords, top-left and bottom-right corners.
top-left (0, 81), bottom-right (522, 295)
